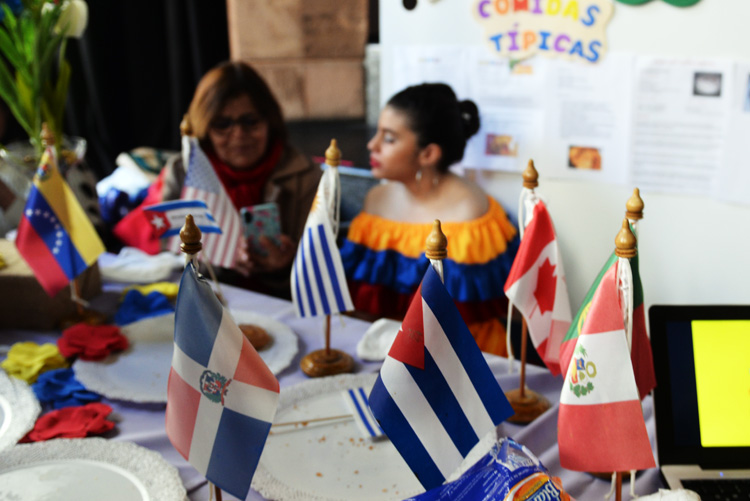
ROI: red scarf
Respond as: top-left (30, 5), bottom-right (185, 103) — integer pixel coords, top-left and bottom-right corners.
top-left (207, 140), bottom-right (283, 209)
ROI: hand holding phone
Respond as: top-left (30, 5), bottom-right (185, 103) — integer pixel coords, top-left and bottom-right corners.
top-left (240, 203), bottom-right (281, 256)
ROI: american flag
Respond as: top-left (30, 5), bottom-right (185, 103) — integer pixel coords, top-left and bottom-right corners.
top-left (170, 137), bottom-right (241, 268)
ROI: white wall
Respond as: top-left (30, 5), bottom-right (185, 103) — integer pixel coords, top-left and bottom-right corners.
top-left (380, 0), bottom-right (750, 311)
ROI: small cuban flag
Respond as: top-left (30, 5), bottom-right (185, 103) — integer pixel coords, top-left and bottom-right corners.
top-left (143, 200), bottom-right (222, 239)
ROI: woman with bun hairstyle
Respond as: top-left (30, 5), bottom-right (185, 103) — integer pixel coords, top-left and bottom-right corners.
top-left (340, 83), bottom-right (519, 355)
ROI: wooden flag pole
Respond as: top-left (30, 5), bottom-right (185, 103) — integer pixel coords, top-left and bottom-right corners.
top-left (300, 139), bottom-right (354, 378)
top-left (177, 215), bottom-right (225, 501)
top-left (505, 160), bottom-right (551, 424)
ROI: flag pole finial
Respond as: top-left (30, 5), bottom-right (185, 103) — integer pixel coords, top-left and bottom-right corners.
top-left (625, 188), bottom-right (644, 220)
top-left (425, 220), bottom-right (448, 261)
top-left (41, 122), bottom-right (55, 147)
top-left (180, 114), bottom-right (193, 137)
top-left (180, 214), bottom-right (203, 255)
top-left (522, 159), bottom-right (539, 189)
top-left (615, 218), bottom-right (637, 259)
top-left (325, 139), bottom-right (341, 167)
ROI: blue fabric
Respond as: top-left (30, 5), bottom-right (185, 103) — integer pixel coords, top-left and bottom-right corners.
top-left (114, 289), bottom-right (175, 326)
top-left (32, 369), bottom-right (102, 409)
top-left (340, 233), bottom-right (520, 303)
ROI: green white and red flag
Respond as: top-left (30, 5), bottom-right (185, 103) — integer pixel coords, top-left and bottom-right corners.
top-left (558, 261), bottom-right (655, 472)
top-left (559, 251), bottom-right (655, 400)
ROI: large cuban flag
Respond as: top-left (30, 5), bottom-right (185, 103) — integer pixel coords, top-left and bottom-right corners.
top-left (290, 166), bottom-right (353, 317)
top-left (166, 262), bottom-right (279, 499)
top-left (143, 199), bottom-right (222, 239)
top-left (368, 265), bottom-right (514, 490)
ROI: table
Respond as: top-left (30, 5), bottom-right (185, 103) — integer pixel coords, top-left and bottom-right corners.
top-left (1, 281), bottom-right (667, 500)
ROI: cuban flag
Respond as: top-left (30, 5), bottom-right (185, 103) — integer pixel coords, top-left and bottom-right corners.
top-left (368, 266), bottom-right (514, 490)
top-left (166, 262), bottom-right (279, 499)
top-left (16, 147), bottom-right (105, 296)
top-left (143, 200), bottom-right (222, 238)
top-left (290, 166), bottom-right (353, 317)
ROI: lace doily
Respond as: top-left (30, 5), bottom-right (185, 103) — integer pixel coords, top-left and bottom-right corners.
top-left (0, 438), bottom-right (186, 500)
top-left (0, 371), bottom-right (41, 453)
top-left (252, 373), bottom-right (425, 501)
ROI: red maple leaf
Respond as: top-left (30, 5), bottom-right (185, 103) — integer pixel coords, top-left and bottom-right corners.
top-left (534, 258), bottom-right (557, 315)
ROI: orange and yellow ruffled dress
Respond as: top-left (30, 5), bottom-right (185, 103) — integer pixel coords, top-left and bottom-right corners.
top-left (340, 196), bottom-right (519, 356)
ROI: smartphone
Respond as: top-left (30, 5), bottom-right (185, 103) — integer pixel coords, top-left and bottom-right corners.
top-left (240, 202), bottom-right (281, 256)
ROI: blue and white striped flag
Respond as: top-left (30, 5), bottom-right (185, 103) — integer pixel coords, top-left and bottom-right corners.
top-left (368, 265), bottom-right (514, 490)
top-left (342, 387), bottom-right (385, 439)
top-left (143, 199), bottom-right (222, 238)
top-left (291, 167), bottom-right (353, 317)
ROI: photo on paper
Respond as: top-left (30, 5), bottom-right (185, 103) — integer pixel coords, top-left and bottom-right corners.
top-left (693, 72), bottom-right (722, 97)
top-left (485, 134), bottom-right (518, 157)
top-left (568, 146), bottom-right (602, 171)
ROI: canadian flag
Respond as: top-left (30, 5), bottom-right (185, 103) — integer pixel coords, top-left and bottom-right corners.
top-left (504, 199), bottom-right (571, 376)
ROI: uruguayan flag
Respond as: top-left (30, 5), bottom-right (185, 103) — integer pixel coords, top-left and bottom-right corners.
top-left (368, 266), bottom-right (514, 490)
top-left (143, 199), bottom-right (222, 238)
top-left (291, 167), bottom-right (353, 317)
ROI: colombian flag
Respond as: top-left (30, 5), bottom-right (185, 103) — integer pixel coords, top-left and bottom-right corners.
top-left (16, 148), bottom-right (105, 297)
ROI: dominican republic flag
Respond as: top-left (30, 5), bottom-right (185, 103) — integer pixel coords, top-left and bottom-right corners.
top-left (166, 262), bottom-right (279, 499)
top-left (504, 198), bottom-right (571, 376)
top-left (169, 137), bottom-right (242, 268)
top-left (558, 261), bottom-right (655, 473)
top-left (559, 251), bottom-right (655, 400)
top-left (143, 199), bottom-right (222, 238)
top-left (16, 147), bottom-right (105, 297)
top-left (290, 166), bottom-right (353, 317)
top-left (368, 265), bottom-right (514, 490)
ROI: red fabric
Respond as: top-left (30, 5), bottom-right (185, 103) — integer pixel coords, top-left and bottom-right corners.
top-left (207, 140), bottom-right (282, 210)
top-left (57, 323), bottom-right (129, 361)
top-left (112, 170), bottom-right (167, 254)
top-left (22, 403), bottom-right (115, 442)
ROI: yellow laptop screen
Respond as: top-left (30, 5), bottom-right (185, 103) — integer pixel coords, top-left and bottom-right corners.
top-left (692, 320), bottom-right (750, 447)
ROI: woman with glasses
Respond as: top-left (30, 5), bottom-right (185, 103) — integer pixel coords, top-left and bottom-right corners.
top-left (118, 61), bottom-right (320, 298)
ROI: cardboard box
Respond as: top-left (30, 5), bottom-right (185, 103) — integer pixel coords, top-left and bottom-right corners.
top-left (250, 58), bottom-right (364, 120)
top-left (227, 0), bottom-right (368, 60)
top-left (0, 239), bottom-right (101, 330)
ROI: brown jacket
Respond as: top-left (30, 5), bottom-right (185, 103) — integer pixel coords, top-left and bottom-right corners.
top-left (161, 145), bottom-right (322, 297)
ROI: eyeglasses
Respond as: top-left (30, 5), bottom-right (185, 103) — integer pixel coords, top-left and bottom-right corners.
top-left (210, 113), bottom-right (264, 134)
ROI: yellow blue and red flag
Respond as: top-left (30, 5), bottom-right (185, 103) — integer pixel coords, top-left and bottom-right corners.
top-left (16, 147), bottom-right (104, 297)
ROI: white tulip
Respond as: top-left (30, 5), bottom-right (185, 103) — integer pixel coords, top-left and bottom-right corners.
top-left (56, 0), bottom-right (89, 39)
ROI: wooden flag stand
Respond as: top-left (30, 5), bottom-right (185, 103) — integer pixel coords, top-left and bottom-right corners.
top-left (177, 216), bottom-right (224, 501)
top-left (505, 160), bottom-right (551, 424)
top-left (300, 140), bottom-right (354, 378)
top-left (589, 189), bottom-right (644, 494)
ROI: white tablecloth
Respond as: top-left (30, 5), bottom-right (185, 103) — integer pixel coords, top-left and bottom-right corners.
top-left (1, 281), bottom-right (666, 500)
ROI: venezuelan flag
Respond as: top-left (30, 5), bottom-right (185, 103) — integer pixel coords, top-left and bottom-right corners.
top-left (16, 148), bottom-right (104, 297)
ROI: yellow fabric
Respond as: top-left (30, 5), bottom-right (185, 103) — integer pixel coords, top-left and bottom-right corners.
top-left (345, 197), bottom-right (517, 264)
top-left (122, 282), bottom-right (179, 300)
top-left (469, 318), bottom-right (508, 357)
top-left (1, 342), bottom-right (69, 383)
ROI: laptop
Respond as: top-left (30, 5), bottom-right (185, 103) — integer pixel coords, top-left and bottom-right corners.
top-left (649, 305), bottom-right (750, 496)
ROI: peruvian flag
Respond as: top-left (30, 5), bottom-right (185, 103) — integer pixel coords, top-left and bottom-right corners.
top-left (560, 252), bottom-right (655, 400)
top-left (558, 261), bottom-right (655, 473)
top-left (504, 199), bottom-right (571, 376)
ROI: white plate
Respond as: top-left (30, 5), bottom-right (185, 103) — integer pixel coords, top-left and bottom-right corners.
top-left (252, 373), bottom-right (425, 501)
top-left (0, 438), bottom-right (186, 501)
top-left (74, 311), bottom-right (298, 403)
top-left (0, 372), bottom-right (41, 453)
